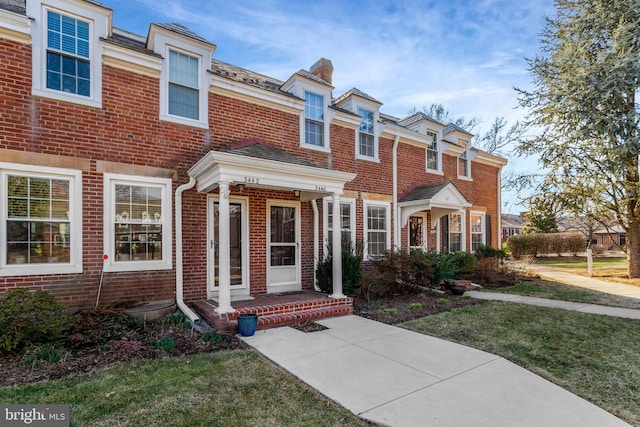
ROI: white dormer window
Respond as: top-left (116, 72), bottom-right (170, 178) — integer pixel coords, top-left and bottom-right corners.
top-left (29, 0), bottom-right (108, 108)
top-left (426, 131), bottom-right (439, 171)
top-left (457, 143), bottom-right (472, 179)
top-left (168, 49), bottom-right (199, 120)
top-left (305, 91), bottom-right (325, 147)
top-left (358, 107), bottom-right (375, 158)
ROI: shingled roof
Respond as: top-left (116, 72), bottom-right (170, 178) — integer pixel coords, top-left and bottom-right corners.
top-left (399, 181), bottom-right (453, 203)
top-left (153, 23), bottom-right (210, 45)
top-left (226, 141), bottom-right (330, 170)
top-left (334, 87), bottom-right (382, 106)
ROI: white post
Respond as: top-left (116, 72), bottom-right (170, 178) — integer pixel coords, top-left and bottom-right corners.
top-left (215, 182), bottom-right (235, 313)
top-left (587, 247), bottom-right (593, 277)
top-left (330, 193), bottom-right (345, 298)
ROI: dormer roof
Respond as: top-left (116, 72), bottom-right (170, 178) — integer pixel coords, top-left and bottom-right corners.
top-left (334, 87), bottom-right (382, 106)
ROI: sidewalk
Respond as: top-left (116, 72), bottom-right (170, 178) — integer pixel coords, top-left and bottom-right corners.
top-left (519, 263), bottom-right (640, 300)
top-left (242, 315), bottom-right (631, 427)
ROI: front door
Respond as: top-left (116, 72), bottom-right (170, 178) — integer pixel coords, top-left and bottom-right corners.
top-left (208, 197), bottom-right (248, 295)
top-left (267, 201), bottom-right (300, 292)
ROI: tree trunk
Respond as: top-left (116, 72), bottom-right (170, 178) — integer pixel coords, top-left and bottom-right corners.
top-left (627, 219), bottom-right (640, 278)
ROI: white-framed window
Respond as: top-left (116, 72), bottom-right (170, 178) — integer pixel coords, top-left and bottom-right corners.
top-left (358, 107), bottom-right (376, 158)
top-left (449, 212), bottom-right (464, 252)
top-left (363, 200), bottom-right (391, 259)
top-left (323, 197), bottom-right (356, 255)
top-left (0, 163), bottom-right (82, 276)
top-left (426, 131), bottom-right (439, 171)
top-left (168, 49), bottom-right (200, 120)
top-left (305, 91), bottom-right (325, 147)
top-left (29, 0), bottom-right (107, 107)
top-left (458, 143), bottom-right (472, 179)
top-left (471, 212), bottom-right (485, 252)
top-left (103, 174), bottom-right (172, 272)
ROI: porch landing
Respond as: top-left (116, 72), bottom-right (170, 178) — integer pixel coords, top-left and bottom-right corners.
top-left (192, 291), bottom-right (353, 334)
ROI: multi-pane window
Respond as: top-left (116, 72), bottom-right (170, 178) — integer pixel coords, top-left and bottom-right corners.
top-left (449, 213), bottom-right (462, 252)
top-left (409, 216), bottom-right (424, 248)
top-left (358, 108), bottom-right (375, 157)
top-left (46, 10), bottom-right (90, 96)
top-left (459, 150), bottom-right (468, 176)
top-left (169, 49), bottom-right (199, 120)
top-left (327, 201), bottom-right (354, 252)
top-left (105, 175), bottom-right (171, 271)
top-left (6, 175), bottom-right (71, 265)
top-left (471, 213), bottom-right (484, 251)
top-left (426, 131), bottom-right (438, 170)
top-left (366, 205), bottom-right (388, 258)
top-left (305, 91), bottom-right (324, 147)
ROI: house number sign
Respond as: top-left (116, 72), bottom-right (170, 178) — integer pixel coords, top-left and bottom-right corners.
top-left (243, 176), bottom-right (259, 184)
top-left (315, 185), bottom-right (327, 191)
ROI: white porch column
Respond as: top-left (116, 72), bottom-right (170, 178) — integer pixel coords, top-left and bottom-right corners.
top-left (215, 181), bottom-right (235, 314)
top-left (330, 193), bottom-right (345, 299)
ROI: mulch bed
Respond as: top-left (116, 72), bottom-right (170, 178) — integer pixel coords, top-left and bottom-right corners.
top-left (353, 290), bottom-right (485, 324)
top-left (0, 308), bottom-right (241, 387)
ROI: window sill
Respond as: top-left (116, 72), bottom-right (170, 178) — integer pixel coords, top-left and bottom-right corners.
top-left (103, 260), bottom-right (172, 273)
top-left (33, 88), bottom-right (102, 109)
top-left (426, 169), bottom-right (444, 176)
top-left (301, 143), bottom-right (331, 153)
top-left (0, 263), bottom-right (82, 277)
top-left (160, 113), bottom-right (209, 129)
top-left (457, 175), bottom-right (473, 182)
top-left (356, 155), bottom-right (380, 163)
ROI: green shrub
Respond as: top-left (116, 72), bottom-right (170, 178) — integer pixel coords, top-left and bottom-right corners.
top-left (316, 251), bottom-right (362, 295)
top-left (451, 251), bottom-right (477, 276)
top-left (0, 288), bottom-right (72, 355)
top-left (506, 233), bottom-right (586, 258)
top-left (155, 337), bottom-right (176, 351)
top-left (202, 332), bottom-right (223, 344)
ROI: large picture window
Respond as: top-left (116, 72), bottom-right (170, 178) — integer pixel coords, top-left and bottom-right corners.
top-left (1, 164), bottom-right (82, 276)
top-left (104, 174), bottom-right (172, 272)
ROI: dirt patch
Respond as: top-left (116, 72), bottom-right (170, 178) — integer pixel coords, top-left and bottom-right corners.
top-left (290, 320), bottom-right (329, 333)
top-left (353, 290), bottom-right (485, 324)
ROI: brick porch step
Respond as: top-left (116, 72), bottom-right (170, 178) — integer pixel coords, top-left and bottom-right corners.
top-left (191, 293), bottom-right (353, 335)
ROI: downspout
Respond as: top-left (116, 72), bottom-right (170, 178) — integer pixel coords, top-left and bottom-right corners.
top-left (311, 199), bottom-right (321, 291)
top-left (497, 165), bottom-right (503, 249)
top-left (392, 135), bottom-right (401, 250)
top-left (175, 176), bottom-right (201, 323)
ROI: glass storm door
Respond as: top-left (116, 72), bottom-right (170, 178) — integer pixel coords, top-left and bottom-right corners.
top-left (268, 203), bottom-right (300, 291)
top-left (210, 200), bottom-right (245, 290)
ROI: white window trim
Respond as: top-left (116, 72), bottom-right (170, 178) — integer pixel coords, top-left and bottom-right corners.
top-left (103, 173), bottom-right (173, 272)
top-left (425, 130), bottom-right (443, 174)
top-left (28, 0), bottom-right (106, 108)
top-left (470, 211), bottom-right (485, 252)
top-left (322, 197), bottom-right (356, 257)
top-left (457, 143), bottom-right (473, 181)
top-left (363, 200), bottom-right (391, 260)
top-left (354, 102), bottom-right (380, 162)
top-left (158, 42), bottom-right (210, 129)
top-left (296, 83), bottom-right (331, 153)
top-left (448, 211), bottom-right (466, 252)
top-left (0, 162), bottom-right (83, 276)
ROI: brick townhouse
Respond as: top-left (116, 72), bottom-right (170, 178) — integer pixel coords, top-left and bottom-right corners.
top-left (0, 0), bottom-right (506, 322)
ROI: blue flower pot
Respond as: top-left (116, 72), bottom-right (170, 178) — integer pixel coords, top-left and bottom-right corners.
top-left (237, 313), bottom-right (258, 337)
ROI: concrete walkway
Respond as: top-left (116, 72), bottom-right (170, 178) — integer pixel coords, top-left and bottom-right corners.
top-left (242, 315), bottom-right (631, 427)
top-left (520, 263), bottom-right (640, 300)
top-left (466, 291), bottom-right (640, 319)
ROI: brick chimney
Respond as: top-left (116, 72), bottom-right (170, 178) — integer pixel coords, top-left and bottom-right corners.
top-left (309, 57), bottom-right (333, 85)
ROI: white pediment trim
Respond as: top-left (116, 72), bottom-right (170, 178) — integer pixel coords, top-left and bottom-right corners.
top-left (399, 182), bottom-right (471, 226)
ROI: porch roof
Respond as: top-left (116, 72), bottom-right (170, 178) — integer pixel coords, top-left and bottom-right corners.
top-left (187, 141), bottom-right (356, 200)
top-left (398, 181), bottom-right (471, 227)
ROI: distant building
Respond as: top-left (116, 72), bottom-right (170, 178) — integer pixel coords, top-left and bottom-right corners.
top-left (501, 213), bottom-right (525, 244)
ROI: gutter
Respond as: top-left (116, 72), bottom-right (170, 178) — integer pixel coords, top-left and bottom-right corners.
top-left (392, 135), bottom-right (401, 250)
top-left (175, 177), bottom-right (201, 324)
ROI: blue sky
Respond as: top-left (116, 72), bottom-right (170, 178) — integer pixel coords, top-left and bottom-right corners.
top-left (106, 0), bottom-right (555, 213)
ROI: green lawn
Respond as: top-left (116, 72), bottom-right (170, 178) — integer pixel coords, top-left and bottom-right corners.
top-left (0, 350), bottom-right (370, 427)
top-left (483, 279), bottom-right (640, 309)
top-left (534, 256), bottom-right (627, 269)
top-left (402, 303), bottom-right (640, 426)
